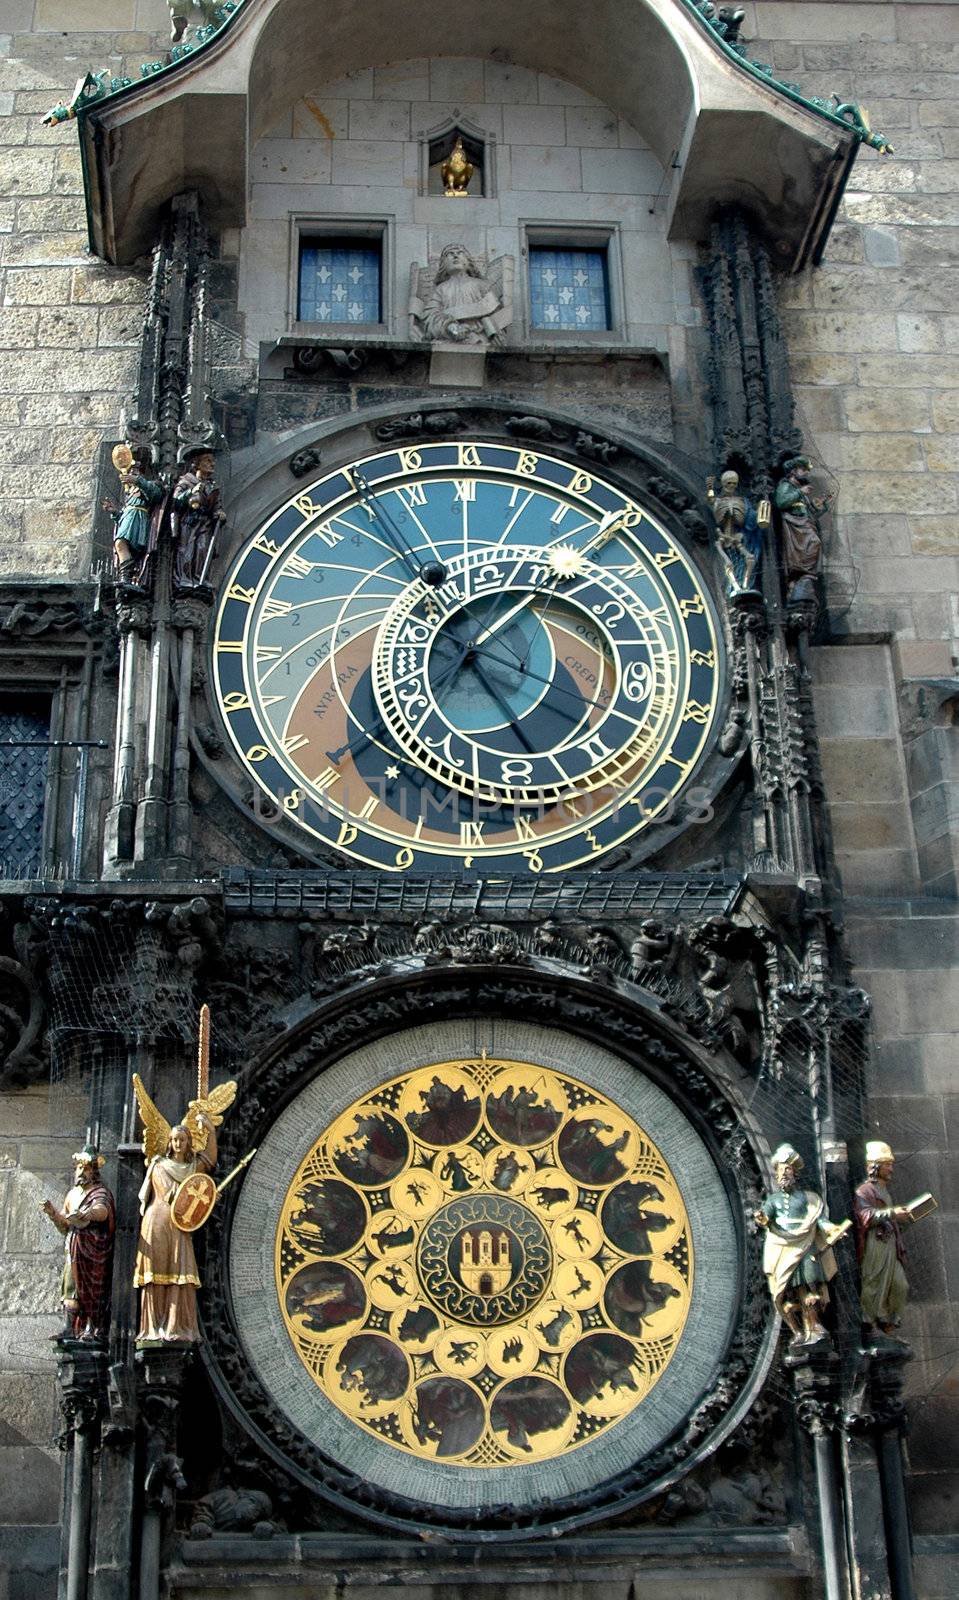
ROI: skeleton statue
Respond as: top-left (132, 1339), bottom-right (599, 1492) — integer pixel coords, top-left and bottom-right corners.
top-left (706, 469), bottom-right (767, 594)
top-left (410, 244), bottom-right (514, 347)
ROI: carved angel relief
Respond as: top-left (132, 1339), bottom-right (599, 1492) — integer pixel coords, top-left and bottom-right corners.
top-left (409, 244), bottom-right (514, 348)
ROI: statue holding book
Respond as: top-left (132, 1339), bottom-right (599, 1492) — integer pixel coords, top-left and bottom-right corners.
top-left (854, 1139), bottom-right (937, 1341)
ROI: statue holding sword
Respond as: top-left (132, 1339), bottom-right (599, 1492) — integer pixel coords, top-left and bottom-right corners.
top-left (132, 1005), bottom-right (254, 1345)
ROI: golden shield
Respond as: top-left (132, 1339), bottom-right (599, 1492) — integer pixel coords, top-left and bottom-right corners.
top-left (171, 1170), bottom-right (217, 1233)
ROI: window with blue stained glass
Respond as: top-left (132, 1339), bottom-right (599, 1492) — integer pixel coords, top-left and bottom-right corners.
top-left (0, 700), bottom-right (49, 876)
top-left (298, 240), bottom-right (382, 324)
top-left (528, 246), bottom-right (611, 332)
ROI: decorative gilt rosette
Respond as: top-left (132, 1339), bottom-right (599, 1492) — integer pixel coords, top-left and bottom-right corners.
top-left (275, 1055), bottom-right (693, 1467)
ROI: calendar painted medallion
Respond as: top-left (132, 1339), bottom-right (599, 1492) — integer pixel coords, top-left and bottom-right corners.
top-left (274, 1056), bottom-right (692, 1468)
top-left (212, 441), bottom-right (723, 873)
top-left (230, 1019), bottom-right (740, 1515)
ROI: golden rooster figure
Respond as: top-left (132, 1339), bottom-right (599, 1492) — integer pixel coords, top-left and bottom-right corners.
top-left (132, 1005), bottom-right (236, 1345)
top-left (441, 135), bottom-right (474, 197)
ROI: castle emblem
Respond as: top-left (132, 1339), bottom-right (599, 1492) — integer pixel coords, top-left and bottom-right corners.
top-left (460, 1228), bottom-right (512, 1296)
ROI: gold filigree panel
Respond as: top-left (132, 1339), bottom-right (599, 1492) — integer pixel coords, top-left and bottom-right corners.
top-left (275, 1056), bottom-right (693, 1466)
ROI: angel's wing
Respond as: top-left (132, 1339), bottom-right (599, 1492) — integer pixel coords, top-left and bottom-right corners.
top-left (184, 1079), bottom-right (237, 1152)
top-left (132, 1073), bottom-right (172, 1165)
top-left (484, 254), bottom-right (514, 342)
top-left (487, 254), bottom-right (514, 305)
top-left (408, 262), bottom-right (434, 336)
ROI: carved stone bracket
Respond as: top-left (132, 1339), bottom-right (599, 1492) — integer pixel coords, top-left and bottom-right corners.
top-left (56, 1346), bottom-right (109, 1450)
top-left (846, 1343), bottom-right (912, 1437)
top-left (136, 1347), bottom-right (193, 1463)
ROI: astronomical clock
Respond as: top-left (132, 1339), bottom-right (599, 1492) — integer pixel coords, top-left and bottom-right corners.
top-left (16, 7), bottom-right (916, 1598)
top-left (226, 1023), bottom-right (740, 1521)
top-left (211, 441), bottom-right (723, 874)
top-left (200, 426), bottom-right (768, 1535)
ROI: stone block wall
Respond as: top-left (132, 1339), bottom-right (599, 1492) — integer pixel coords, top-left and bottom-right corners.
top-left (0, 1085), bottom-right (78, 1585)
top-left (748, 1), bottom-right (959, 890)
top-left (845, 903), bottom-right (959, 1550)
top-left (0, 0), bottom-right (170, 580)
top-left (243, 56), bottom-right (683, 353)
top-left (811, 643), bottom-right (919, 895)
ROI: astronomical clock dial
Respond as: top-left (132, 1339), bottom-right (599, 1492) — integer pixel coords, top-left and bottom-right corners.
top-left (212, 441), bottom-right (723, 872)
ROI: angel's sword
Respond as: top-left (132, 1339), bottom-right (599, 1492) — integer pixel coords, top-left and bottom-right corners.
top-left (216, 1148), bottom-right (257, 1195)
top-left (197, 1003), bottom-right (211, 1102)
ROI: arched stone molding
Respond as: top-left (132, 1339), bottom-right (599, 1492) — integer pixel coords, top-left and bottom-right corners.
top-left (78, 0), bottom-right (860, 268)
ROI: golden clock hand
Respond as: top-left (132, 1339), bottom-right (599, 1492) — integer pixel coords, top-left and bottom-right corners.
top-left (465, 510), bottom-right (623, 653)
top-left (349, 469), bottom-right (448, 590)
top-left (562, 508), bottom-right (628, 556)
top-left (471, 590), bottom-right (551, 649)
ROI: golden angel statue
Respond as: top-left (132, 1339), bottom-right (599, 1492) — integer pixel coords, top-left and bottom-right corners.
top-left (132, 1006), bottom-right (236, 1346)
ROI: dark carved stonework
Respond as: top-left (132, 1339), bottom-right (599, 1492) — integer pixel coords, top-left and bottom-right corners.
top-left (289, 446), bottom-right (322, 478)
top-left (701, 208), bottom-right (803, 496)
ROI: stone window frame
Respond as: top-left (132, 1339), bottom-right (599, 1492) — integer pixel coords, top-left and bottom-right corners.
top-left (288, 215), bottom-right (392, 340)
top-left (520, 222), bottom-right (627, 347)
top-left (416, 112), bottom-right (498, 200)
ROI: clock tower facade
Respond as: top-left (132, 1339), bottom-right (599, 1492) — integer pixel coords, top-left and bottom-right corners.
top-left (0, 6), bottom-right (954, 1600)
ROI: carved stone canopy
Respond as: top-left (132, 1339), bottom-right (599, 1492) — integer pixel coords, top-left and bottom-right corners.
top-left (70, 0), bottom-right (868, 267)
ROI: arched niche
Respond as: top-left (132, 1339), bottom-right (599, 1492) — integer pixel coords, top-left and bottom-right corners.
top-left (78, 0), bottom-right (859, 268)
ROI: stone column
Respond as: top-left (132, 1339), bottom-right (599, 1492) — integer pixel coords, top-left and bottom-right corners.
top-left (728, 591), bottom-right (780, 863)
top-left (169, 595), bottom-right (211, 863)
top-left (844, 1344), bottom-right (916, 1600)
top-left (793, 1356), bottom-right (848, 1600)
top-left (104, 597), bottom-right (151, 870)
top-left (56, 1347), bottom-right (108, 1600)
top-left (134, 542), bottom-right (175, 863)
top-left (135, 1349), bottom-right (191, 1600)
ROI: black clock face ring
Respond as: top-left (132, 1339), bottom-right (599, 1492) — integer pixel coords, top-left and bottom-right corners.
top-left (211, 441), bottom-right (723, 873)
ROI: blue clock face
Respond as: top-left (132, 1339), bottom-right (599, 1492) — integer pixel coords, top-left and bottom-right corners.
top-left (211, 441), bottom-right (723, 873)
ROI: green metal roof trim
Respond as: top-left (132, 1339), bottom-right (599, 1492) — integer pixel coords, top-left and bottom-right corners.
top-left (680, 0), bottom-right (893, 153)
top-left (41, 0), bottom-right (250, 124)
top-left (42, 0), bottom-right (892, 155)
